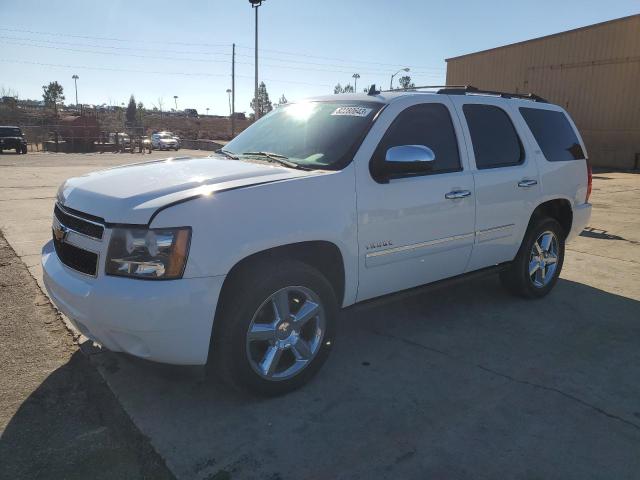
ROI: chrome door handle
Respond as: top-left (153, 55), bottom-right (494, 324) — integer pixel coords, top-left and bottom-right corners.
top-left (445, 190), bottom-right (471, 200)
top-left (518, 179), bottom-right (538, 188)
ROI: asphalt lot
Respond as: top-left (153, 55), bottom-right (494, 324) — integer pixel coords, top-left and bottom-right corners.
top-left (1, 151), bottom-right (639, 479)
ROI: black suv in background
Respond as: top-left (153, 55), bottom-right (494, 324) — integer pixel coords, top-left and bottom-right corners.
top-left (0, 126), bottom-right (28, 154)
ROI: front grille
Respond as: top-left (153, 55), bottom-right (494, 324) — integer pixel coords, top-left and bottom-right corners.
top-left (54, 204), bottom-right (104, 240)
top-left (53, 234), bottom-right (98, 276)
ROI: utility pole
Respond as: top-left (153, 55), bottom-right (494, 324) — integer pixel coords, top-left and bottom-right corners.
top-left (231, 42), bottom-right (236, 137)
top-left (249, 0), bottom-right (265, 120)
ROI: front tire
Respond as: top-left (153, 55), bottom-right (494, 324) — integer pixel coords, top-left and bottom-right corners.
top-left (210, 259), bottom-right (337, 396)
top-left (500, 217), bottom-right (565, 298)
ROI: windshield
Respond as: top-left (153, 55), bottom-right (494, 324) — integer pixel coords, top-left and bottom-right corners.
top-left (0, 127), bottom-right (22, 136)
top-left (159, 134), bottom-right (173, 139)
top-left (225, 101), bottom-right (382, 170)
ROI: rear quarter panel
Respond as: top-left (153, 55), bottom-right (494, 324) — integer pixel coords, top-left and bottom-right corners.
top-left (513, 100), bottom-right (589, 219)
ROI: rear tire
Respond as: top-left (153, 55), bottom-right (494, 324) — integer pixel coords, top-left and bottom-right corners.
top-left (500, 217), bottom-right (565, 299)
top-left (210, 259), bottom-right (337, 396)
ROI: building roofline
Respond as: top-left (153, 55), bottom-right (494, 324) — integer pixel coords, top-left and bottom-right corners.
top-left (445, 13), bottom-right (640, 62)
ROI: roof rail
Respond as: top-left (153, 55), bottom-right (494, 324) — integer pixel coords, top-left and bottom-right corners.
top-left (437, 85), bottom-right (548, 103)
top-left (378, 85), bottom-right (467, 93)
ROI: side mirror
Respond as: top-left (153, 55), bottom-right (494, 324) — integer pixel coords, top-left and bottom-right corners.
top-left (385, 145), bottom-right (436, 163)
top-left (373, 145), bottom-right (436, 183)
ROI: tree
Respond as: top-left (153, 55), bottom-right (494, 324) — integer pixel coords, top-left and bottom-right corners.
top-left (250, 81), bottom-right (273, 117)
top-left (42, 81), bottom-right (64, 115)
top-left (398, 75), bottom-right (415, 90)
top-left (126, 95), bottom-right (137, 124)
top-left (279, 94), bottom-right (287, 105)
top-left (137, 101), bottom-right (144, 110)
top-left (333, 83), bottom-right (355, 94)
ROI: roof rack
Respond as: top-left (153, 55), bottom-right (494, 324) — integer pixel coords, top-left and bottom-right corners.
top-left (369, 84), bottom-right (547, 103)
top-left (437, 85), bottom-right (548, 103)
top-left (377, 84), bottom-right (467, 93)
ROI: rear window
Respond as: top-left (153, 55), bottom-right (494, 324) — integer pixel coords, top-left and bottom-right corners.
top-left (463, 104), bottom-right (523, 169)
top-left (519, 108), bottom-right (585, 162)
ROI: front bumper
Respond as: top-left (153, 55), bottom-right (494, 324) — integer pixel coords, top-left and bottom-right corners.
top-left (42, 240), bottom-right (225, 365)
top-left (567, 202), bottom-right (592, 241)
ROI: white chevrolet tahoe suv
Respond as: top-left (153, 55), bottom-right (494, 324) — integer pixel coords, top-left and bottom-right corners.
top-left (42, 86), bottom-right (592, 395)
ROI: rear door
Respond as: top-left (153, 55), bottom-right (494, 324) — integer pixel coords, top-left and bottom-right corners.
top-left (354, 95), bottom-right (475, 301)
top-left (449, 96), bottom-right (541, 271)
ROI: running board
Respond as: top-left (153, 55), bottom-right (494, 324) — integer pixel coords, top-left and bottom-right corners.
top-left (348, 263), bottom-right (510, 312)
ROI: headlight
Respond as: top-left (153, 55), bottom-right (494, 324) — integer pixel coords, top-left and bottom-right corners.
top-left (106, 227), bottom-right (191, 279)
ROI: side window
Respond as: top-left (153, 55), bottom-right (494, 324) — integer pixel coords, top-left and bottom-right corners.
top-left (463, 104), bottom-right (523, 169)
top-left (519, 107), bottom-right (585, 162)
top-left (371, 103), bottom-right (461, 180)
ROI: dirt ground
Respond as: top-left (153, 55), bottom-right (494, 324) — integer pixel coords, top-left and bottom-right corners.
top-left (0, 150), bottom-right (639, 479)
top-left (0, 233), bottom-right (174, 480)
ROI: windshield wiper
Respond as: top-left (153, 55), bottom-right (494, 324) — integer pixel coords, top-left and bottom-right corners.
top-left (240, 151), bottom-right (309, 170)
top-left (215, 148), bottom-right (239, 160)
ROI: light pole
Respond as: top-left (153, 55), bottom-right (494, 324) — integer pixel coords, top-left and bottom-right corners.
top-left (352, 73), bottom-right (360, 93)
top-left (390, 67), bottom-right (410, 90)
top-left (72, 74), bottom-right (79, 107)
top-left (226, 89), bottom-right (232, 117)
top-left (206, 107), bottom-right (210, 116)
top-left (173, 95), bottom-right (178, 111)
top-left (249, 0), bottom-right (265, 119)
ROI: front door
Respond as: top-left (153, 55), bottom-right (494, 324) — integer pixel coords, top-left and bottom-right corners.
top-left (354, 96), bottom-right (475, 302)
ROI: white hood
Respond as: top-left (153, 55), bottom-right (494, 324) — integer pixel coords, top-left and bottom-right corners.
top-left (57, 155), bottom-right (314, 224)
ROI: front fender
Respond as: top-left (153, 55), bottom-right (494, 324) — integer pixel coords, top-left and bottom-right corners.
top-left (149, 167), bottom-right (359, 306)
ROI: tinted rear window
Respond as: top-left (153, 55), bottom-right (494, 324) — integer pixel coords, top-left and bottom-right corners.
top-left (463, 104), bottom-right (523, 169)
top-left (519, 108), bottom-right (585, 162)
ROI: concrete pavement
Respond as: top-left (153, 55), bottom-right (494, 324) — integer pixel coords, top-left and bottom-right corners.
top-left (1, 151), bottom-right (638, 479)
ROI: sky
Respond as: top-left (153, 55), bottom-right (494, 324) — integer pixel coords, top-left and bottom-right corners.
top-left (0, 0), bottom-right (637, 115)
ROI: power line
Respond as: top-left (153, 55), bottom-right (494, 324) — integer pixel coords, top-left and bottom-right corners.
top-left (234, 44), bottom-right (444, 71)
top-left (0, 59), bottom-right (334, 87)
top-left (0, 26), bottom-right (445, 72)
top-left (0, 34), bottom-right (445, 73)
top-left (0, 39), bottom-right (444, 78)
top-left (0, 27), bottom-right (230, 48)
top-left (0, 35), bottom-right (231, 56)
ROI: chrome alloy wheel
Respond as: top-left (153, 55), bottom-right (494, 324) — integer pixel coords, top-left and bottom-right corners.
top-left (529, 231), bottom-right (559, 288)
top-left (246, 286), bottom-right (326, 381)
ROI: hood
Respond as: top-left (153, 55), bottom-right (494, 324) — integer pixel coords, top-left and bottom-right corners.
top-left (58, 155), bottom-right (316, 224)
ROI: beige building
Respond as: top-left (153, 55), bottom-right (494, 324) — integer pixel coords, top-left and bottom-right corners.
top-left (446, 14), bottom-right (639, 169)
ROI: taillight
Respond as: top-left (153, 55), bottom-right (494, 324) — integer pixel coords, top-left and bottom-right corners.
top-left (586, 162), bottom-right (593, 203)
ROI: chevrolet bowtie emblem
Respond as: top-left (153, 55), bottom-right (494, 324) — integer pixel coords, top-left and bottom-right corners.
top-left (53, 223), bottom-right (69, 242)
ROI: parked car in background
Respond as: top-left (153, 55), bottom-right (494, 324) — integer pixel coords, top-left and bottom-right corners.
top-left (151, 133), bottom-right (179, 150)
top-left (43, 87), bottom-right (592, 396)
top-left (108, 132), bottom-right (131, 150)
top-left (0, 126), bottom-right (28, 154)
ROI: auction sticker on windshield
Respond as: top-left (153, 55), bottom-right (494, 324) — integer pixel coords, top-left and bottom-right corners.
top-left (331, 106), bottom-right (372, 117)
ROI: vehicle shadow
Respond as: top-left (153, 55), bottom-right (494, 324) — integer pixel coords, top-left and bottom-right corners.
top-left (6, 276), bottom-right (636, 479)
top-left (0, 350), bottom-right (174, 480)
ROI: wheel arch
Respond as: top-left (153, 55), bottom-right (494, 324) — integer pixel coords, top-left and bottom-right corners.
top-left (527, 198), bottom-right (573, 239)
top-left (219, 240), bottom-right (346, 310)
